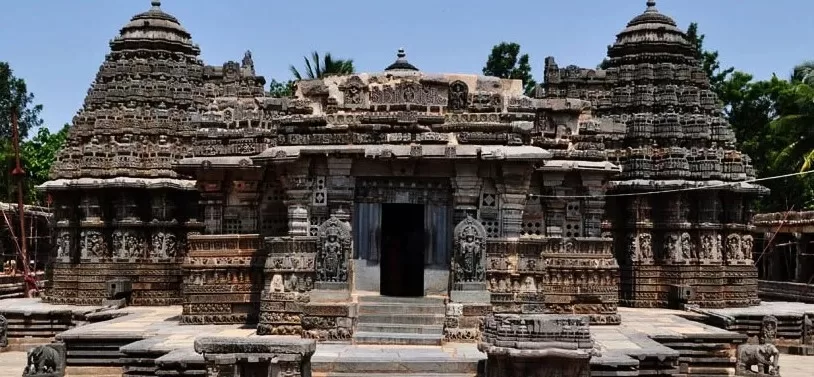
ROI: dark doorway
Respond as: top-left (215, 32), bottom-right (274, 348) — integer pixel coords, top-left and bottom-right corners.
top-left (380, 203), bottom-right (425, 296)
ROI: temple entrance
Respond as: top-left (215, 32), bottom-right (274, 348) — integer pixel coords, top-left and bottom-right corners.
top-left (380, 203), bottom-right (425, 296)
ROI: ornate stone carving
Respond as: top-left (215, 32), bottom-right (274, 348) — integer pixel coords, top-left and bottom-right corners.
top-left (448, 80), bottom-right (469, 111)
top-left (736, 343), bottom-right (780, 376)
top-left (741, 234), bottom-right (754, 261)
top-left (79, 230), bottom-right (107, 259)
top-left (760, 315), bottom-right (778, 345)
top-left (56, 232), bottom-right (72, 259)
top-left (663, 232), bottom-right (680, 262)
top-left (111, 230), bottom-right (145, 259)
top-left (316, 217), bottom-right (351, 283)
top-left (151, 231), bottom-right (178, 258)
top-left (727, 233), bottom-right (743, 261)
top-left (453, 216), bottom-right (487, 283)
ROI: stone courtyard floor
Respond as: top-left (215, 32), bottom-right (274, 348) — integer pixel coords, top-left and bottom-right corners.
top-left (1, 300), bottom-right (814, 376)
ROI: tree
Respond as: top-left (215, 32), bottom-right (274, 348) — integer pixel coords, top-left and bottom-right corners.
top-left (289, 52), bottom-right (354, 80)
top-left (685, 23), bottom-right (735, 101)
top-left (268, 79), bottom-right (295, 98)
top-left (1, 62), bottom-right (43, 140)
top-left (1, 125), bottom-right (68, 205)
top-left (483, 42), bottom-right (537, 96)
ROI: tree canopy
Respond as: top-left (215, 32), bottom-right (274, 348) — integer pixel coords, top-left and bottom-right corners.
top-left (290, 51), bottom-right (354, 80)
top-left (482, 42), bottom-right (537, 96)
top-left (1, 62), bottom-right (43, 140)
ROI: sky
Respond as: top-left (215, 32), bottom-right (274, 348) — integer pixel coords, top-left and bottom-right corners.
top-left (2, 0), bottom-right (814, 134)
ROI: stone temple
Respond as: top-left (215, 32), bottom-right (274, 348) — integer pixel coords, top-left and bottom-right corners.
top-left (34, 0), bottom-right (766, 352)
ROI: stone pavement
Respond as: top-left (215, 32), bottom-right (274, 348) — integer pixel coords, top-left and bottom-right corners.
top-left (702, 301), bottom-right (814, 317)
top-left (778, 354), bottom-right (814, 377)
top-left (0, 351), bottom-right (27, 376)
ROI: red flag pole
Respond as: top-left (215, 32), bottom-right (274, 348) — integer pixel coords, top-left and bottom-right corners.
top-left (10, 109), bottom-right (33, 297)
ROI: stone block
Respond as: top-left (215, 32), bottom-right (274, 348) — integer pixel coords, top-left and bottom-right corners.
top-left (194, 337), bottom-right (316, 356)
top-left (309, 289), bottom-right (351, 303)
top-left (303, 303), bottom-right (356, 317)
top-left (459, 316), bottom-right (483, 329)
top-left (463, 303), bottom-right (492, 316)
top-left (451, 290), bottom-right (491, 303)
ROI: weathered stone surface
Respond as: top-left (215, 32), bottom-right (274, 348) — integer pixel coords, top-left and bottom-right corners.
top-left (194, 336), bottom-right (315, 356)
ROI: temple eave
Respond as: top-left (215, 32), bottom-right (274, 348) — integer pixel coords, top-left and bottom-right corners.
top-left (247, 144), bottom-right (553, 163)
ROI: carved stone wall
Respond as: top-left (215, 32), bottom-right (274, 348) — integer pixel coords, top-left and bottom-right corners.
top-left (542, 1), bottom-right (764, 309)
top-left (181, 234), bottom-right (265, 324)
top-left (256, 238), bottom-right (316, 336)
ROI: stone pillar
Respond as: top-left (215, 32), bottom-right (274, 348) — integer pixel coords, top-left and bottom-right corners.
top-left (281, 159), bottom-right (313, 237)
top-left (327, 157), bottom-right (354, 218)
top-left (496, 164), bottom-right (533, 239)
top-left (478, 314), bottom-right (596, 377)
top-left (452, 162), bottom-right (482, 224)
top-left (194, 337), bottom-right (316, 377)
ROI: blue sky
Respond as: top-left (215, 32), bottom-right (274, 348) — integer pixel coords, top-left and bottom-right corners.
top-left (2, 0), bottom-right (813, 133)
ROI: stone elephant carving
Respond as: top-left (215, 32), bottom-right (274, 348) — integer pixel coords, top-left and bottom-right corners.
top-left (737, 343), bottom-right (780, 376)
top-left (23, 344), bottom-right (63, 376)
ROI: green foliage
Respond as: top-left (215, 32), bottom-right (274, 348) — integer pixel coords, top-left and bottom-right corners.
top-left (1, 62), bottom-right (43, 140)
top-left (289, 51), bottom-right (354, 80)
top-left (685, 23), bottom-right (735, 101)
top-left (482, 42), bottom-right (537, 96)
top-left (268, 79), bottom-right (295, 98)
top-left (0, 125), bottom-right (68, 205)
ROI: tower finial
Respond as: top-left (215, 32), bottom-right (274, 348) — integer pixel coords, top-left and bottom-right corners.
top-left (646, 0), bottom-right (656, 7)
top-left (397, 48), bottom-right (406, 59)
top-left (151, 1), bottom-right (161, 7)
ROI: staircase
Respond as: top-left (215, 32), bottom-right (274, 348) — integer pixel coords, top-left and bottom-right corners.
top-left (353, 295), bottom-right (446, 346)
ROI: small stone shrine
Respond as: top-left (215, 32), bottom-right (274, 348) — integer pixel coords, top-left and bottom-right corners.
top-left (542, 0), bottom-right (767, 309)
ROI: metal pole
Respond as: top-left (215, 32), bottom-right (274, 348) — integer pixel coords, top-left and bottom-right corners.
top-left (10, 109), bottom-right (32, 297)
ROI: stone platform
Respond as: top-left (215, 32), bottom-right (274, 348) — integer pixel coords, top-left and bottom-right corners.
top-left (695, 301), bottom-right (814, 355)
top-left (2, 299), bottom-right (802, 376)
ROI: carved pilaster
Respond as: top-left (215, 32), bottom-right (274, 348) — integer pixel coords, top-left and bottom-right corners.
top-left (327, 158), bottom-right (354, 219)
top-left (496, 164), bottom-right (533, 239)
top-left (280, 159), bottom-right (313, 237)
top-left (452, 162), bottom-right (482, 223)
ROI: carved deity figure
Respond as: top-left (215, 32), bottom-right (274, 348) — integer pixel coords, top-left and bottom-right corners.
top-left (680, 232), bottom-right (692, 261)
top-left (112, 231), bottom-right (143, 259)
top-left (151, 231), bottom-right (178, 259)
top-left (741, 235), bottom-right (755, 261)
top-left (80, 230), bottom-right (107, 259)
top-left (448, 80), bottom-right (469, 111)
top-left (316, 217), bottom-right (351, 282)
top-left (701, 233), bottom-right (715, 260)
top-left (453, 216), bottom-right (487, 283)
top-left (56, 232), bottom-right (72, 259)
top-left (663, 233), bottom-right (680, 262)
top-left (727, 234), bottom-right (743, 261)
top-left (760, 315), bottom-right (778, 345)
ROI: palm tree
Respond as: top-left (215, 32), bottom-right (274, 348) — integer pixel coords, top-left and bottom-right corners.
top-left (289, 51), bottom-right (354, 80)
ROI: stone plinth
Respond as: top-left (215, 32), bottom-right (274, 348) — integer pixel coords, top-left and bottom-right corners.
top-left (194, 337), bottom-right (316, 377)
top-left (257, 237), bottom-right (317, 336)
top-left (478, 314), bottom-right (596, 377)
top-left (182, 234), bottom-right (266, 325)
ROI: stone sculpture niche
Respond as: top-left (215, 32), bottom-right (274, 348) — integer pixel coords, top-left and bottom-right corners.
top-left (451, 215), bottom-right (490, 303)
top-left (315, 216), bottom-right (351, 289)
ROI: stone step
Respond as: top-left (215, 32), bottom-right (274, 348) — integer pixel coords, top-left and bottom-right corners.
top-left (353, 332), bottom-right (443, 346)
top-left (358, 303), bottom-right (445, 315)
top-left (356, 323), bottom-right (444, 334)
top-left (358, 295), bottom-right (446, 305)
top-left (357, 314), bottom-right (446, 326)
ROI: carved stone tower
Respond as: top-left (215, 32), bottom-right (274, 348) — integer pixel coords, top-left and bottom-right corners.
top-left (42, 1), bottom-right (204, 305)
top-left (543, 1), bottom-right (766, 308)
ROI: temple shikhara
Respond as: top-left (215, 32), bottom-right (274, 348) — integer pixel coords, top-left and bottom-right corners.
top-left (4, 1), bottom-right (802, 377)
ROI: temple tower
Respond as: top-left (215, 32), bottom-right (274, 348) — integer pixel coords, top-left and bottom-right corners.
top-left (544, 1), bottom-right (766, 308)
top-left (42, 1), bottom-right (205, 305)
